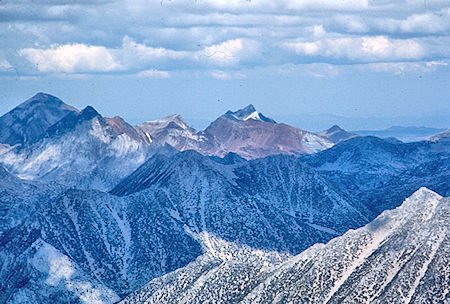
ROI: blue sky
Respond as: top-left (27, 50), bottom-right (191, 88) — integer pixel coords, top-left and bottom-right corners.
top-left (0, 0), bottom-right (449, 130)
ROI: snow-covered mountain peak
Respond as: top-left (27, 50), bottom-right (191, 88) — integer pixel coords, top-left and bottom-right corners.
top-left (224, 104), bottom-right (276, 123)
top-left (397, 187), bottom-right (443, 213)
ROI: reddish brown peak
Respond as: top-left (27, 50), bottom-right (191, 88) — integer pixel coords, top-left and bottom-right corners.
top-left (105, 116), bottom-right (150, 144)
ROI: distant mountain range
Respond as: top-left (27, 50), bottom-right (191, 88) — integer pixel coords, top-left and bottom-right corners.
top-left (0, 92), bottom-right (448, 303)
top-left (0, 93), bottom-right (333, 190)
top-left (277, 113), bottom-right (449, 135)
top-left (136, 103), bottom-right (333, 160)
top-left (351, 126), bottom-right (447, 142)
top-left (319, 125), bottom-right (358, 143)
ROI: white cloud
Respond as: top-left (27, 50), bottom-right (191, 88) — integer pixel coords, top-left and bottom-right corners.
top-left (211, 70), bottom-right (232, 79)
top-left (367, 9), bottom-right (450, 34)
top-left (0, 59), bottom-right (13, 71)
top-left (398, 11), bottom-right (450, 33)
top-left (120, 36), bottom-right (189, 62)
top-left (18, 38), bottom-right (191, 73)
top-left (197, 38), bottom-right (258, 66)
top-left (135, 69), bottom-right (171, 78)
top-left (198, 0), bottom-right (370, 12)
top-left (7, 0), bottom-right (450, 76)
top-left (366, 60), bottom-right (448, 74)
top-left (19, 44), bottom-right (121, 73)
top-left (284, 0), bottom-right (369, 10)
top-left (284, 36), bottom-right (426, 61)
top-left (18, 37), bottom-right (259, 73)
top-left (333, 15), bottom-right (369, 33)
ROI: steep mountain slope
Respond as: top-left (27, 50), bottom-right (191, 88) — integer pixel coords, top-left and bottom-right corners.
top-left (121, 188), bottom-right (449, 304)
top-left (0, 104), bottom-right (152, 191)
top-left (112, 151), bottom-right (367, 244)
top-left (1, 150), bottom-right (364, 303)
top-left (0, 165), bottom-right (64, 235)
top-left (1, 237), bottom-right (120, 304)
top-left (0, 188), bottom-right (202, 303)
top-left (0, 93), bottom-right (78, 147)
top-left (319, 125), bottom-right (358, 143)
top-left (2, 142), bottom-right (448, 303)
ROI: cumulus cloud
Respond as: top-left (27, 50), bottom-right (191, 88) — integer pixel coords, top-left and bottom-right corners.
top-left (18, 37), bottom-right (260, 73)
top-left (379, 9), bottom-right (450, 34)
top-left (3, 0), bottom-right (449, 76)
top-left (19, 44), bottom-right (121, 73)
top-left (284, 36), bottom-right (426, 61)
top-left (197, 38), bottom-right (258, 66)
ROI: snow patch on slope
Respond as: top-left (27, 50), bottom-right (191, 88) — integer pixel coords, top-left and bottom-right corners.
top-left (29, 239), bottom-right (119, 304)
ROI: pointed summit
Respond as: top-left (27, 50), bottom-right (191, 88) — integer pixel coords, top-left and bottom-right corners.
top-left (241, 104), bottom-right (257, 113)
top-left (136, 114), bottom-right (202, 151)
top-left (327, 125), bottom-right (344, 132)
top-left (319, 124), bottom-right (357, 143)
top-left (41, 105), bottom-right (104, 140)
top-left (224, 104), bottom-right (276, 123)
top-left (80, 105), bottom-right (101, 121)
top-left (0, 92), bottom-right (79, 146)
top-left (17, 92), bottom-right (67, 108)
top-left (138, 114), bottom-right (192, 130)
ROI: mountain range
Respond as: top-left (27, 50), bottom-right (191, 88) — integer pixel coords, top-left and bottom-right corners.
top-left (136, 104), bottom-right (333, 160)
top-left (0, 93), bottom-right (448, 303)
top-left (0, 93), bottom-right (334, 190)
top-left (351, 126), bottom-right (447, 143)
top-left (121, 188), bottom-right (449, 304)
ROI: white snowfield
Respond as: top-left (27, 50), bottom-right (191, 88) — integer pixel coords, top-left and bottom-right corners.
top-left (121, 188), bottom-right (449, 304)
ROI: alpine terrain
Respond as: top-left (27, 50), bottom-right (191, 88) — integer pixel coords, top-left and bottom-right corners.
top-left (0, 93), bottom-right (448, 304)
top-left (121, 188), bottom-right (449, 304)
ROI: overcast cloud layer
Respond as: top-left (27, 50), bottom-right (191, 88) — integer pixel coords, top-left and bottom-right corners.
top-left (1, 0), bottom-right (450, 78)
